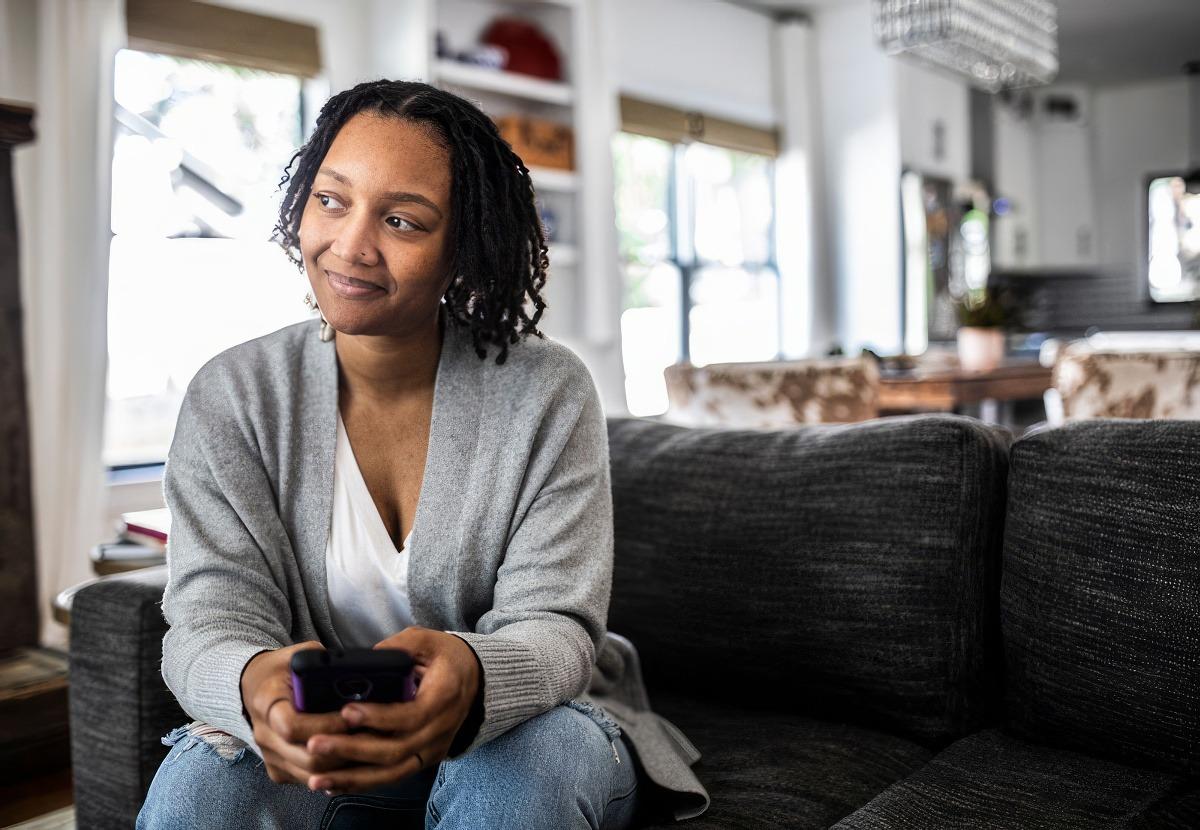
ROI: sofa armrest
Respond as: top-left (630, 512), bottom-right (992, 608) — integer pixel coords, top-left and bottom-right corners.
top-left (68, 565), bottom-right (184, 830)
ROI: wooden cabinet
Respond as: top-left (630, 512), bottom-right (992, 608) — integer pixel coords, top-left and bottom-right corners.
top-left (0, 101), bottom-right (38, 653)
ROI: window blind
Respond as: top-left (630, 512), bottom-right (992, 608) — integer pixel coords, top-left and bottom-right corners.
top-left (125, 0), bottom-right (321, 78)
top-left (619, 95), bottom-right (779, 157)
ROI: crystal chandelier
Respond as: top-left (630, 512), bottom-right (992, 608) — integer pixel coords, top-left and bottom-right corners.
top-left (872, 0), bottom-right (1059, 92)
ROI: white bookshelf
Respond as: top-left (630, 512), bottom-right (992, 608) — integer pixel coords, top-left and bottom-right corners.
top-left (548, 243), bottom-right (577, 267)
top-left (528, 166), bottom-right (578, 192)
top-left (371, 0), bottom-right (617, 347)
top-left (432, 59), bottom-right (573, 105)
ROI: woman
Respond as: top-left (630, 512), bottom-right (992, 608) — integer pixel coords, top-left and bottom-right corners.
top-left (136, 79), bottom-right (709, 829)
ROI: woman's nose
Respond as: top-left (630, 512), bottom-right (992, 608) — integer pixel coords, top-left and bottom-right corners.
top-left (329, 209), bottom-right (379, 266)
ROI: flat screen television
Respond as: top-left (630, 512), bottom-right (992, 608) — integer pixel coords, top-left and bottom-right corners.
top-left (1148, 172), bottom-right (1200, 303)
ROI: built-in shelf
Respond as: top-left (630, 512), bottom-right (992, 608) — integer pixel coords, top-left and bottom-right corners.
top-left (529, 166), bottom-right (578, 192)
top-left (433, 59), bottom-right (573, 106)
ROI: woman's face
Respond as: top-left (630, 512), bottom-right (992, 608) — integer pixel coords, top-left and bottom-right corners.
top-left (299, 112), bottom-right (454, 336)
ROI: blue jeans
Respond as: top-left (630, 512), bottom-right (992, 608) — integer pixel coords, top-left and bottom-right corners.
top-left (136, 700), bottom-right (641, 829)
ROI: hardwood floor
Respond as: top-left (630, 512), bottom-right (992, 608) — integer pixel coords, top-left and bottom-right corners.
top-left (0, 767), bottom-right (74, 827)
top-left (5, 806), bottom-right (74, 830)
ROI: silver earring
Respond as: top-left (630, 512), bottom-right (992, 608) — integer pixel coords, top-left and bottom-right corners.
top-left (304, 292), bottom-right (335, 341)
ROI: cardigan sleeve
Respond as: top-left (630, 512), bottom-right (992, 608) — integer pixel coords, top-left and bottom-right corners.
top-left (158, 370), bottom-right (292, 756)
top-left (444, 361), bottom-right (613, 757)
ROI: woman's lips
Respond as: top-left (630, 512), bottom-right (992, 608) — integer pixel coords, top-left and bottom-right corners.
top-left (326, 269), bottom-right (384, 298)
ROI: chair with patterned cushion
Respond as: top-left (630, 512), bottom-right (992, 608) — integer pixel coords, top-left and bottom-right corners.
top-left (662, 356), bottom-right (880, 428)
top-left (1051, 342), bottom-right (1200, 421)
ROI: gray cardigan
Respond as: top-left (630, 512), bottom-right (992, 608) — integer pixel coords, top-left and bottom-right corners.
top-left (159, 303), bottom-right (710, 821)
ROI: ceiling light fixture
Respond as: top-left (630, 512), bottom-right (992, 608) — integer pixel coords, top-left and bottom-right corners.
top-left (872, 0), bottom-right (1059, 92)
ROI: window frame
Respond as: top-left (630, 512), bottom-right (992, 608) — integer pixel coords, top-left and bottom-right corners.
top-left (618, 132), bottom-right (784, 365)
top-left (104, 48), bottom-right (309, 474)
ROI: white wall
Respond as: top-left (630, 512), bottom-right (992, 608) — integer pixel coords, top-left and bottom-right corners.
top-left (607, 0), bottom-right (778, 128)
top-left (812, 0), bottom-right (903, 354)
top-left (205, 0), bottom-right (372, 94)
top-left (1092, 77), bottom-right (1189, 280)
top-left (0, 0), bottom-right (38, 102)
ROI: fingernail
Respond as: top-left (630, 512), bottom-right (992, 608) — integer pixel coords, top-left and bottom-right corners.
top-left (312, 777), bottom-right (330, 790)
top-left (343, 708), bottom-right (362, 725)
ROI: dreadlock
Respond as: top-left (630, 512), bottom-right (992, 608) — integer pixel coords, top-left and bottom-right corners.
top-left (271, 78), bottom-right (550, 365)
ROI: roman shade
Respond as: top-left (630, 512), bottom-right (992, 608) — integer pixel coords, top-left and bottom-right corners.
top-left (125, 0), bottom-right (321, 78)
top-left (619, 94), bottom-right (779, 157)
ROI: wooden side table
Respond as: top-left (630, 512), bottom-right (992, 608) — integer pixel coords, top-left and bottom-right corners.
top-left (879, 361), bottom-right (1053, 423)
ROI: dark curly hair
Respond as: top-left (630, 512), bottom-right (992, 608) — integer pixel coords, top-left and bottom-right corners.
top-left (271, 78), bottom-right (549, 364)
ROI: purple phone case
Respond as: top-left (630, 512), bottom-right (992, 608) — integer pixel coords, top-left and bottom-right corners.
top-left (289, 647), bottom-right (417, 714)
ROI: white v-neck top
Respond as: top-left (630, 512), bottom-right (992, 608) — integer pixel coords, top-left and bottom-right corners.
top-left (325, 410), bottom-right (415, 648)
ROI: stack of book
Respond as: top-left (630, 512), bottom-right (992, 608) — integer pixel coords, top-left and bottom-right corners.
top-left (90, 508), bottom-right (170, 575)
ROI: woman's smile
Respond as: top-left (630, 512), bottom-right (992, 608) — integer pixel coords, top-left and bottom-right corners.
top-left (297, 112), bottom-right (455, 337)
top-left (326, 268), bottom-right (386, 299)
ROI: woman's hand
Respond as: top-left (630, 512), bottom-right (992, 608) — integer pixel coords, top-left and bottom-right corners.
top-left (302, 626), bottom-right (482, 795)
top-left (240, 641), bottom-right (357, 790)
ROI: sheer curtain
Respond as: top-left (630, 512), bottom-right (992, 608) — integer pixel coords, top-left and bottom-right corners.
top-left (21, 0), bottom-right (125, 650)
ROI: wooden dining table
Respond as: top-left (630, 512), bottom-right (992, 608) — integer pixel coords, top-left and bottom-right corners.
top-left (878, 360), bottom-right (1054, 419)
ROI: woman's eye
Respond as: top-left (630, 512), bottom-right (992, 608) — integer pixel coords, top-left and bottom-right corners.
top-left (387, 216), bottom-right (420, 232)
top-left (314, 193), bottom-right (343, 210)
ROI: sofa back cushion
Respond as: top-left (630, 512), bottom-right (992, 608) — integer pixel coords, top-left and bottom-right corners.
top-left (1002, 420), bottom-right (1200, 775)
top-left (605, 414), bottom-right (1009, 747)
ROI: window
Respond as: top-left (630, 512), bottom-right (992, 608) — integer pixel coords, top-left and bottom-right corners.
top-left (1147, 175), bottom-right (1200, 303)
top-left (613, 132), bottom-right (781, 417)
top-left (104, 48), bottom-right (315, 468)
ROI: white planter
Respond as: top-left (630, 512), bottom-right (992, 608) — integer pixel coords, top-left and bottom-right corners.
top-left (957, 327), bottom-right (1005, 373)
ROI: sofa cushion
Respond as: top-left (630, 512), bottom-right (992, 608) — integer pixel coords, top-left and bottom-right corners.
top-left (606, 414), bottom-right (1010, 746)
top-left (637, 688), bottom-right (934, 829)
top-left (831, 728), bottom-right (1200, 829)
top-left (1002, 420), bottom-right (1200, 775)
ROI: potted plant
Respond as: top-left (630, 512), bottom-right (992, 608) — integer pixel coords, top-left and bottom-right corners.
top-left (955, 286), bottom-right (1022, 373)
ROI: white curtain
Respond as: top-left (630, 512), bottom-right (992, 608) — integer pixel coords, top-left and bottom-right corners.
top-left (21, 0), bottom-right (125, 651)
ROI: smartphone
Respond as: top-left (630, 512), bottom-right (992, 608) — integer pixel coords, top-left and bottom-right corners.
top-left (290, 648), bottom-right (419, 714)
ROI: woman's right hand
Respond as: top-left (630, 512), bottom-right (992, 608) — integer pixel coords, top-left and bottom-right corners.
top-left (240, 641), bottom-right (355, 789)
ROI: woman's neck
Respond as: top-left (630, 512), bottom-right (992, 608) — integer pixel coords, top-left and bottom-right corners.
top-left (334, 307), bottom-right (443, 406)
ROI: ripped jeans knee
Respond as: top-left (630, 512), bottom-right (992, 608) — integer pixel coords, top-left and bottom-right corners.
top-left (563, 697), bottom-right (624, 763)
top-left (139, 721), bottom-right (333, 830)
top-left (162, 720), bottom-right (255, 765)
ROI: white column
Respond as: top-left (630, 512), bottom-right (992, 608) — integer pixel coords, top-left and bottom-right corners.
top-left (772, 16), bottom-right (833, 358)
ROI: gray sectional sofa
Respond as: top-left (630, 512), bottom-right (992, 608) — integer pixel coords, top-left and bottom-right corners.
top-left (68, 414), bottom-right (1199, 828)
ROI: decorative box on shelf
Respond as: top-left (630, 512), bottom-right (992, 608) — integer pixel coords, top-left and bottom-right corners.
top-left (493, 113), bottom-right (574, 171)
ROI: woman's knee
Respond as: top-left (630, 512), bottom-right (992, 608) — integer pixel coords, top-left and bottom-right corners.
top-left (427, 702), bottom-right (635, 829)
top-left (466, 702), bottom-right (620, 781)
top-left (136, 721), bottom-right (328, 830)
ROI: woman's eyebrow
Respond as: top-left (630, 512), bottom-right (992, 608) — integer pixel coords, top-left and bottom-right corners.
top-left (317, 167), bottom-right (443, 218)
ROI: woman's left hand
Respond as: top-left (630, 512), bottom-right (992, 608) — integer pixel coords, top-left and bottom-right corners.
top-left (303, 626), bottom-right (482, 795)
